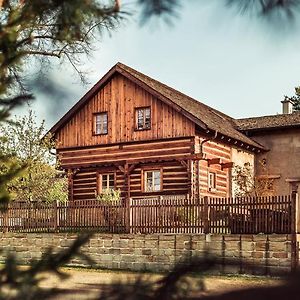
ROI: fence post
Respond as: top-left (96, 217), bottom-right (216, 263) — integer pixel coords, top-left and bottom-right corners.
top-left (125, 198), bottom-right (132, 234)
top-left (203, 196), bottom-right (209, 234)
top-left (2, 204), bottom-right (9, 233)
top-left (291, 192), bottom-right (297, 234)
top-left (291, 191), bottom-right (298, 272)
top-left (293, 191), bottom-right (300, 234)
top-left (53, 200), bottom-right (58, 232)
top-left (125, 197), bottom-right (130, 233)
top-left (159, 196), bottom-right (163, 233)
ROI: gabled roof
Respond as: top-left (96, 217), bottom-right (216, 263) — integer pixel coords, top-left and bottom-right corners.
top-left (49, 62), bottom-right (265, 150)
top-left (235, 112), bottom-right (300, 131)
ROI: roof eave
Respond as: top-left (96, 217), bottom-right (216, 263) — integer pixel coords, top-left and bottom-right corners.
top-left (238, 124), bottom-right (300, 133)
top-left (48, 64), bottom-right (209, 136)
top-left (115, 65), bottom-right (208, 131)
top-left (48, 64), bottom-right (119, 135)
top-left (47, 62), bottom-right (265, 152)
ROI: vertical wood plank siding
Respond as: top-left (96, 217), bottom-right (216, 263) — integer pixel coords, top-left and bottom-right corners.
top-left (55, 74), bottom-right (195, 148)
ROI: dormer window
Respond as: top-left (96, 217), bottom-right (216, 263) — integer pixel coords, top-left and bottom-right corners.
top-left (93, 112), bottom-right (108, 135)
top-left (135, 107), bottom-right (151, 130)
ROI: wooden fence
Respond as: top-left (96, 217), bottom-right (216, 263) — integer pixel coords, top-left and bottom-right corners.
top-left (0, 194), bottom-right (296, 234)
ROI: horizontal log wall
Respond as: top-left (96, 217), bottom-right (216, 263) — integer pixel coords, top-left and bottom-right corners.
top-left (129, 161), bottom-right (189, 198)
top-left (66, 138), bottom-right (192, 200)
top-left (73, 170), bottom-right (97, 201)
top-left (58, 137), bottom-right (194, 169)
top-left (55, 74), bottom-right (195, 148)
top-left (67, 136), bottom-right (238, 200)
top-left (195, 137), bottom-right (231, 198)
top-left (73, 161), bottom-right (189, 201)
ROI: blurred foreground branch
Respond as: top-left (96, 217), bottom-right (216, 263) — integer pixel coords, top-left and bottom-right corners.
top-left (0, 233), bottom-right (92, 300)
top-left (98, 254), bottom-right (299, 300)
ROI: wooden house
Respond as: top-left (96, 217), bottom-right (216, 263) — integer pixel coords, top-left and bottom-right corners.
top-left (49, 63), bottom-right (265, 202)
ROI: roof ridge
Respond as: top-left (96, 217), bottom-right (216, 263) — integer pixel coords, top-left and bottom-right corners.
top-left (236, 111), bottom-right (300, 131)
top-left (116, 63), bottom-right (264, 150)
top-left (237, 111), bottom-right (300, 121)
top-left (117, 63), bottom-right (234, 122)
top-left (49, 62), bottom-right (266, 151)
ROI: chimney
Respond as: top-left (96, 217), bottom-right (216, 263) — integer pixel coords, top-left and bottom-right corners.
top-left (281, 98), bottom-right (294, 114)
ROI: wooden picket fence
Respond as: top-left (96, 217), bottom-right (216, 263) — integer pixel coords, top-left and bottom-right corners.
top-left (129, 194), bottom-right (295, 234)
top-left (0, 194), bottom-right (296, 234)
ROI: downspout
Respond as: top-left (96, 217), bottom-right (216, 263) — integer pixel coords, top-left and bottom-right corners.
top-left (200, 130), bottom-right (218, 158)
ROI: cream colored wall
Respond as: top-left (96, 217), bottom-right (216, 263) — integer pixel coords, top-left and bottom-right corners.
top-left (251, 128), bottom-right (300, 195)
top-left (231, 147), bottom-right (255, 197)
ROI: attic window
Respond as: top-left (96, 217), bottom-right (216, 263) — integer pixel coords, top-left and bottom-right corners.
top-left (135, 107), bottom-right (151, 130)
top-left (93, 112), bottom-right (108, 135)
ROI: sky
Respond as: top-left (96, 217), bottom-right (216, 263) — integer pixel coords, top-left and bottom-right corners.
top-left (17, 0), bottom-right (300, 129)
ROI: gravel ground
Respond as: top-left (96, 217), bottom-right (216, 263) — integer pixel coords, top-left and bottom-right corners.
top-left (38, 268), bottom-right (282, 300)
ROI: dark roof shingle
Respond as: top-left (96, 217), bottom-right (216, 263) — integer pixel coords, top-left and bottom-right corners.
top-left (49, 62), bottom-right (266, 150)
top-left (235, 113), bottom-right (300, 131)
top-left (117, 63), bottom-right (264, 149)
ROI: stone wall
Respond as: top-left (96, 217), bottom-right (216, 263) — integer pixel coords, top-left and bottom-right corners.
top-left (0, 233), bottom-right (294, 275)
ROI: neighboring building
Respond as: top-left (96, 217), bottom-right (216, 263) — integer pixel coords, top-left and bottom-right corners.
top-left (236, 100), bottom-right (300, 195)
top-left (49, 63), bottom-right (299, 201)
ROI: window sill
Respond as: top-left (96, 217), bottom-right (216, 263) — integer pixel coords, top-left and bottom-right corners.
top-left (134, 127), bottom-right (151, 132)
top-left (92, 133), bottom-right (108, 136)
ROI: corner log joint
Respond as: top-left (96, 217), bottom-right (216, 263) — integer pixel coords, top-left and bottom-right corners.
top-left (221, 162), bottom-right (234, 171)
top-left (207, 158), bottom-right (222, 166)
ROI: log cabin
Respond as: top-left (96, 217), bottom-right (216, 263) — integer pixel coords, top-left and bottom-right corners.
top-left (49, 62), bottom-right (266, 202)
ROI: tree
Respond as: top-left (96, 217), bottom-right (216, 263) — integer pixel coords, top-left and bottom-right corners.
top-left (137, 0), bottom-right (300, 21)
top-left (0, 0), bottom-right (299, 204)
top-left (232, 160), bottom-right (276, 197)
top-left (0, 110), bottom-right (68, 202)
top-left (0, 1), bottom-right (298, 298)
top-left (0, 0), bottom-right (122, 203)
top-left (284, 87), bottom-right (300, 112)
top-left (0, 3), bottom-right (122, 296)
top-left (0, 233), bottom-right (92, 299)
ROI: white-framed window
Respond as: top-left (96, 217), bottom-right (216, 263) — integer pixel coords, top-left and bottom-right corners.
top-left (144, 169), bottom-right (161, 192)
top-left (93, 112), bottom-right (108, 135)
top-left (136, 107), bottom-right (151, 130)
top-left (99, 173), bottom-right (115, 192)
top-left (208, 172), bottom-right (216, 191)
